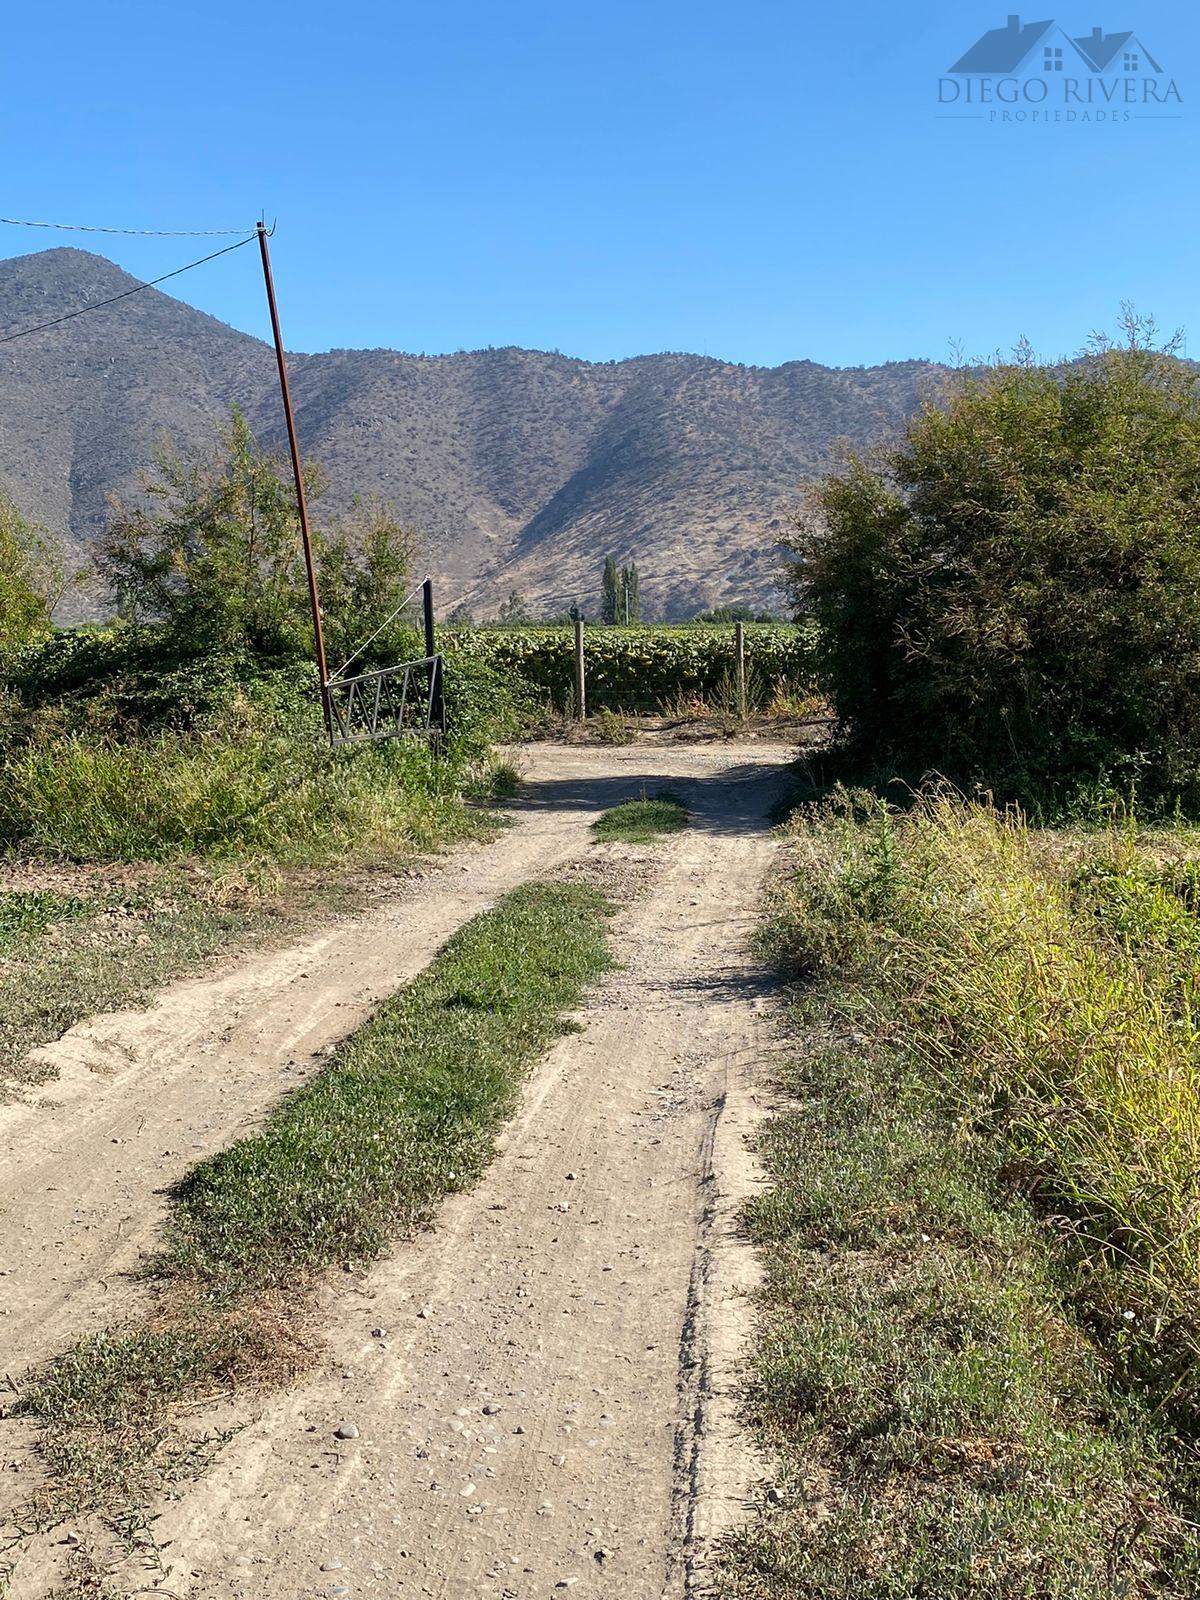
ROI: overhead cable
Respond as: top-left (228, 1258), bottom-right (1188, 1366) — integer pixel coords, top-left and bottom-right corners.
top-left (0, 233), bottom-right (258, 348)
top-left (0, 217), bottom-right (252, 236)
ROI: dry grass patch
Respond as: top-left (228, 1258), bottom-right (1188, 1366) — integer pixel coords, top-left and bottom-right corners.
top-left (721, 793), bottom-right (1200, 1597)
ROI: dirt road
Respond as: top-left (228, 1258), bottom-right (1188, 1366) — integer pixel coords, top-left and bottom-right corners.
top-left (2, 741), bottom-right (791, 1599)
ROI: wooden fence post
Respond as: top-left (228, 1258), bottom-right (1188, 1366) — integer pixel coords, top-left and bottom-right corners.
top-left (574, 618), bottom-right (586, 721)
top-left (735, 621), bottom-right (746, 719)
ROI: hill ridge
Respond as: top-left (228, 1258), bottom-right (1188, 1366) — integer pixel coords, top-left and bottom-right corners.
top-left (0, 248), bottom-right (943, 618)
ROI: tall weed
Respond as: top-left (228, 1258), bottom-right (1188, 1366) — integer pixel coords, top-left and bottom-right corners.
top-left (773, 794), bottom-right (1200, 1426)
top-left (0, 726), bottom-right (483, 864)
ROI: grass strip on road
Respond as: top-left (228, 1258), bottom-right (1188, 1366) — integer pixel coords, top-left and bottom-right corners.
top-left (592, 790), bottom-right (688, 843)
top-left (160, 879), bottom-right (612, 1294)
top-left (20, 880), bottom-right (613, 1515)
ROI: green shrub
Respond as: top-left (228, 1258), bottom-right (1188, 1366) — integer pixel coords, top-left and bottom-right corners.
top-left (0, 724), bottom-right (480, 863)
top-left (0, 889), bottom-right (90, 954)
top-left (441, 651), bottom-right (541, 743)
top-left (0, 492), bottom-right (62, 663)
top-left (0, 621), bottom-right (520, 865)
top-left (6, 625), bottom-right (321, 734)
top-left (99, 410), bottom-right (418, 667)
top-left (788, 323), bottom-right (1200, 809)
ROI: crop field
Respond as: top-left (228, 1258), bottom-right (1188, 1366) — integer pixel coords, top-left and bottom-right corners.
top-left (444, 622), bottom-right (817, 712)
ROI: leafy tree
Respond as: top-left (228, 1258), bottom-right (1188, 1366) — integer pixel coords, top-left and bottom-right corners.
top-left (786, 312), bottom-right (1200, 807)
top-left (692, 601), bottom-right (781, 624)
top-left (447, 602), bottom-right (476, 626)
top-left (316, 498), bottom-right (418, 672)
top-left (497, 590), bottom-right (532, 626)
top-left (620, 563), bottom-right (640, 623)
top-left (601, 556), bottom-right (619, 624)
top-left (0, 493), bottom-right (63, 662)
top-left (100, 411), bottom-right (417, 665)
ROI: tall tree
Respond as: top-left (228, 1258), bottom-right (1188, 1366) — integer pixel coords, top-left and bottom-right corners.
top-left (101, 410), bottom-right (415, 663)
top-left (621, 563), bottom-right (641, 623)
top-left (601, 556), bottom-right (619, 624)
top-left (497, 590), bottom-right (531, 626)
top-left (786, 312), bottom-right (1200, 805)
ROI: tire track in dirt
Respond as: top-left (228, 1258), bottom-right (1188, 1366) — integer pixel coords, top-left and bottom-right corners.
top-left (55, 744), bottom-right (788, 1600)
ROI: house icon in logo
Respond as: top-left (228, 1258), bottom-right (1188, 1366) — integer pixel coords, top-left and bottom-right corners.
top-left (1072, 26), bottom-right (1162, 72)
top-left (949, 15), bottom-right (1082, 73)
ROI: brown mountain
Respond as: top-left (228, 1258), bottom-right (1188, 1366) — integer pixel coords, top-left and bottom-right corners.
top-left (0, 247), bottom-right (943, 619)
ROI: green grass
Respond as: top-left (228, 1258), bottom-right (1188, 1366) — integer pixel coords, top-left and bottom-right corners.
top-left (592, 789), bottom-right (688, 843)
top-left (0, 725), bottom-right (499, 865)
top-left (0, 889), bottom-right (90, 954)
top-left (720, 791), bottom-right (1200, 1597)
top-left (0, 625), bottom-right (528, 871)
top-left (159, 879), bottom-right (612, 1292)
top-left (20, 879), bottom-right (614, 1513)
top-left (767, 794), bottom-right (1200, 1418)
top-left (717, 1016), bottom-right (1200, 1599)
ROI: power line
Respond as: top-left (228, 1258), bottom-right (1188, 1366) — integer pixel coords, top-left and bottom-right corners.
top-left (0, 233), bottom-right (258, 348)
top-left (0, 217), bottom-right (252, 237)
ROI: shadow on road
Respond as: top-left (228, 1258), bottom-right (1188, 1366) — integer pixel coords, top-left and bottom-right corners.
top-left (512, 756), bottom-right (794, 837)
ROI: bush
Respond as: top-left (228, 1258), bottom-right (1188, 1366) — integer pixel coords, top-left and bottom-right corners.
top-left (0, 626), bottom-right (512, 865)
top-left (99, 411), bottom-right (418, 667)
top-left (788, 320), bottom-right (1200, 810)
top-left (0, 724), bottom-right (481, 863)
top-left (442, 652), bottom-right (540, 743)
top-left (5, 625), bottom-right (319, 735)
top-left (0, 493), bottom-right (62, 662)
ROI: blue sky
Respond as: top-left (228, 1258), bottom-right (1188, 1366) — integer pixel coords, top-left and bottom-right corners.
top-left (0, 0), bottom-right (1196, 368)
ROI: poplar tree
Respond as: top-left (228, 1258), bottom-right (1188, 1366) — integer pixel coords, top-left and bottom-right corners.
top-left (601, 556), bottom-right (619, 624)
top-left (621, 563), bottom-right (640, 623)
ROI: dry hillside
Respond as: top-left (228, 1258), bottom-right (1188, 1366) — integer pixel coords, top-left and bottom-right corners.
top-left (0, 248), bottom-right (944, 618)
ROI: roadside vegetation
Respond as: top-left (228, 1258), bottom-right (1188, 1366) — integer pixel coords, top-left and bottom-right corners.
top-left (592, 790), bottom-right (688, 843)
top-left (727, 793), bottom-right (1200, 1596)
top-left (0, 417), bottom-right (528, 1106)
top-left (0, 413), bottom-right (519, 872)
top-left (0, 490), bottom-right (63, 656)
top-left (785, 312), bottom-right (1200, 812)
top-left (728, 319), bottom-right (1200, 1596)
top-left (19, 879), bottom-right (613, 1517)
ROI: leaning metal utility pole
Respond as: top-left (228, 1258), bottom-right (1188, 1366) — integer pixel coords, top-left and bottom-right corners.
top-left (256, 222), bottom-right (332, 737)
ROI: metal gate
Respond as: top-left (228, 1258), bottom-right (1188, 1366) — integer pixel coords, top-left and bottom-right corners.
top-left (327, 653), bottom-right (445, 747)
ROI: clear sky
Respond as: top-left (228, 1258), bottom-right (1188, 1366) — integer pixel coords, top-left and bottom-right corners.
top-left (1, 0), bottom-right (1197, 369)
